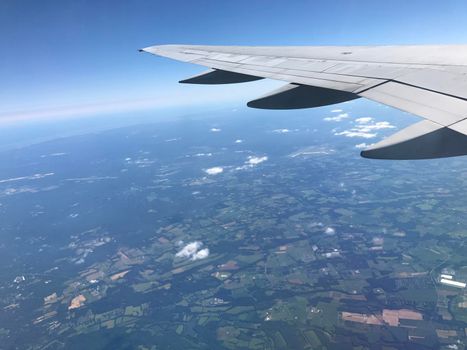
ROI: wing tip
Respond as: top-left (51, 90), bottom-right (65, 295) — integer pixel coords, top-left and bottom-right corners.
top-left (138, 45), bottom-right (165, 54)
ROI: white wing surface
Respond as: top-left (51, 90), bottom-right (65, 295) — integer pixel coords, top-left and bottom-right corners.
top-left (141, 44), bottom-right (467, 159)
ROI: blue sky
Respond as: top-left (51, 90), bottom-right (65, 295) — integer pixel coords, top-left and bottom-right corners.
top-left (1, 0), bottom-right (467, 125)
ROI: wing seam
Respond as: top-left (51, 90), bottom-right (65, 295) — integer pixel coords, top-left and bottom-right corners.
top-left (359, 79), bottom-right (467, 126)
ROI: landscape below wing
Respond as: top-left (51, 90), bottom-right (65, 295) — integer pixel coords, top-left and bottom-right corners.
top-left (141, 44), bottom-right (467, 159)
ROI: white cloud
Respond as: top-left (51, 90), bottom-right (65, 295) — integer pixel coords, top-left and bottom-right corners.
top-left (175, 241), bottom-right (210, 261)
top-left (331, 109), bottom-right (343, 113)
top-left (175, 241), bottom-right (202, 258)
top-left (355, 143), bottom-right (370, 149)
top-left (235, 139), bottom-right (243, 144)
top-left (324, 113), bottom-right (349, 122)
top-left (210, 128), bottom-right (221, 132)
top-left (247, 156), bottom-right (268, 165)
top-left (334, 119), bottom-right (395, 139)
top-left (325, 227), bottom-right (336, 235)
top-left (40, 152), bottom-right (67, 158)
top-left (204, 167), bottom-right (223, 175)
top-left (359, 121), bottom-right (395, 130)
top-left (334, 130), bottom-right (377, 138)
top-left (236, 155), bottom-right (268, 170)
top-left (355, 117), bottom-right (373, 124)
top-left (192, 248), bottom-right (210, 260)
top-left (272, 128), bottom-right (300, 134)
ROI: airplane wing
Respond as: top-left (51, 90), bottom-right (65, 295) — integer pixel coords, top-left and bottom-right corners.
top-left (140, 44), bottom-right (467, 160)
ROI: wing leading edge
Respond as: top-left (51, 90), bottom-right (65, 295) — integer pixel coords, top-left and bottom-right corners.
top-left (141, 44), bottom-right (467, 159)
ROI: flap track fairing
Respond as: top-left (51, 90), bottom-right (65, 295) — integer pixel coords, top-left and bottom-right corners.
top-left (361, 120), bottom-right (467, 159)
top-left (179, 69), bottom-right (263, 84)
top-left (247, 83), bottom-right (359, 110)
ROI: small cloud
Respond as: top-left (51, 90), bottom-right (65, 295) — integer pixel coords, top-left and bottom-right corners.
top-left (355, 117), bottom-right (373, 124)
top-left (331, 109), bottom-right (343, 113)
top-left (334, 131), bottom-right (377, 138)
top-left (175, 241), bottom-right (202, 258)
top-left (325, 227), bottom-right (336, 235)
top-left (272, 128), bottom-right (300, 134)
top-left (204, 167), bottom-right (223, 175)
top-left (247, 156), bottom-right (268, 165)
top-left (40, 152), bottom-right (67, 158)
top-left (355, 143), bottom-right (370, 149)
top-left (175, 241), bottom-right (209, 261)
top-left (210, 128), bottom-right (221, 132)
top-left (235, 139), bottom-right (243, 144)
top-left (372, 237), bottom-right (384, 245)
top-left (324, 113), bottom-right (349, 122)
top-left (360, 121), bottom-right (395, 130)
top-left (192, 248), bottom-right (210, 260)
top-left (236, 155), bottom-right (268, 170)
top-left (334, 119), bottom-right (394, 139)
